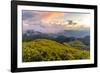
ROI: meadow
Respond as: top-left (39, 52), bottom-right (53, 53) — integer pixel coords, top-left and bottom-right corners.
top-left (22, 39), bottom-right (90, 62)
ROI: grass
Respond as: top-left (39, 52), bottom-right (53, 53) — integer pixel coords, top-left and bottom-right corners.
top-left (22, 39), bottom-right (90, 62)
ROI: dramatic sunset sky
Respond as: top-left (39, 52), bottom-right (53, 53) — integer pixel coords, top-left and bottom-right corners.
top-left (22, 10), bottom-right (90, 33)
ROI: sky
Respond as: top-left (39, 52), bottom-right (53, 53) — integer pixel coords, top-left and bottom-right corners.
top-left (22, 10), bottom-right (90, 33)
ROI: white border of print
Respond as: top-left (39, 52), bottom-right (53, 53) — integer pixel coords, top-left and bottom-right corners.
top-left (17, 5), bottom-right (94, 68)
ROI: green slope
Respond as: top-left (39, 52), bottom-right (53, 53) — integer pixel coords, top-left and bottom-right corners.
top-left (67, 40), bottom-right (89, 50)
top-left (22, 39), bottom-right (90, 62)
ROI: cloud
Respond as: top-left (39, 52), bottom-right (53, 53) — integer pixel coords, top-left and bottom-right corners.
top-left (22, 10), bottom-right (90, 33)
top-left (22, 10), bottom-right (34, 20)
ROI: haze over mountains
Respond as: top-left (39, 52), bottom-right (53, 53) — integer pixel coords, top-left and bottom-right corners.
top-left (23, 28), bottom-right (90, 38)
top-left (23, 29), bottom-right (90, 47)
top-left (22, 10), bottom-right (90, 50)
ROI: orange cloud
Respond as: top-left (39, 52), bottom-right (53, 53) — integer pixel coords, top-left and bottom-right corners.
top-left (42, 12), bottom-right (64, 19)
top-left (41, 12), bottom-right (64, 26)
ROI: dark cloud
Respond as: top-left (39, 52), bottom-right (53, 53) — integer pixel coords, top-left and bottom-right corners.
top-left (22, 10), bottom-right (34, 20)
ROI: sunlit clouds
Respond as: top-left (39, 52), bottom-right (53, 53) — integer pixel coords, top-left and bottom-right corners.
top-left (22, 10), bottom-right (90, 33)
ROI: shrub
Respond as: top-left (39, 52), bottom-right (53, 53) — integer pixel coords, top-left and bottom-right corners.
top-left (22, 39), bottom-right (90, 62)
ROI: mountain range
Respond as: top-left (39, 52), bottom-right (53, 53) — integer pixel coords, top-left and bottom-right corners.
top-left (22, 29), bottom-right (90, 48)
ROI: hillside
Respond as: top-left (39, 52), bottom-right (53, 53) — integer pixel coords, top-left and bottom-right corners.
top-left (22, 39), bottom-right (90, 62)
top-left (68, 40), bottom-right (89, 50)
